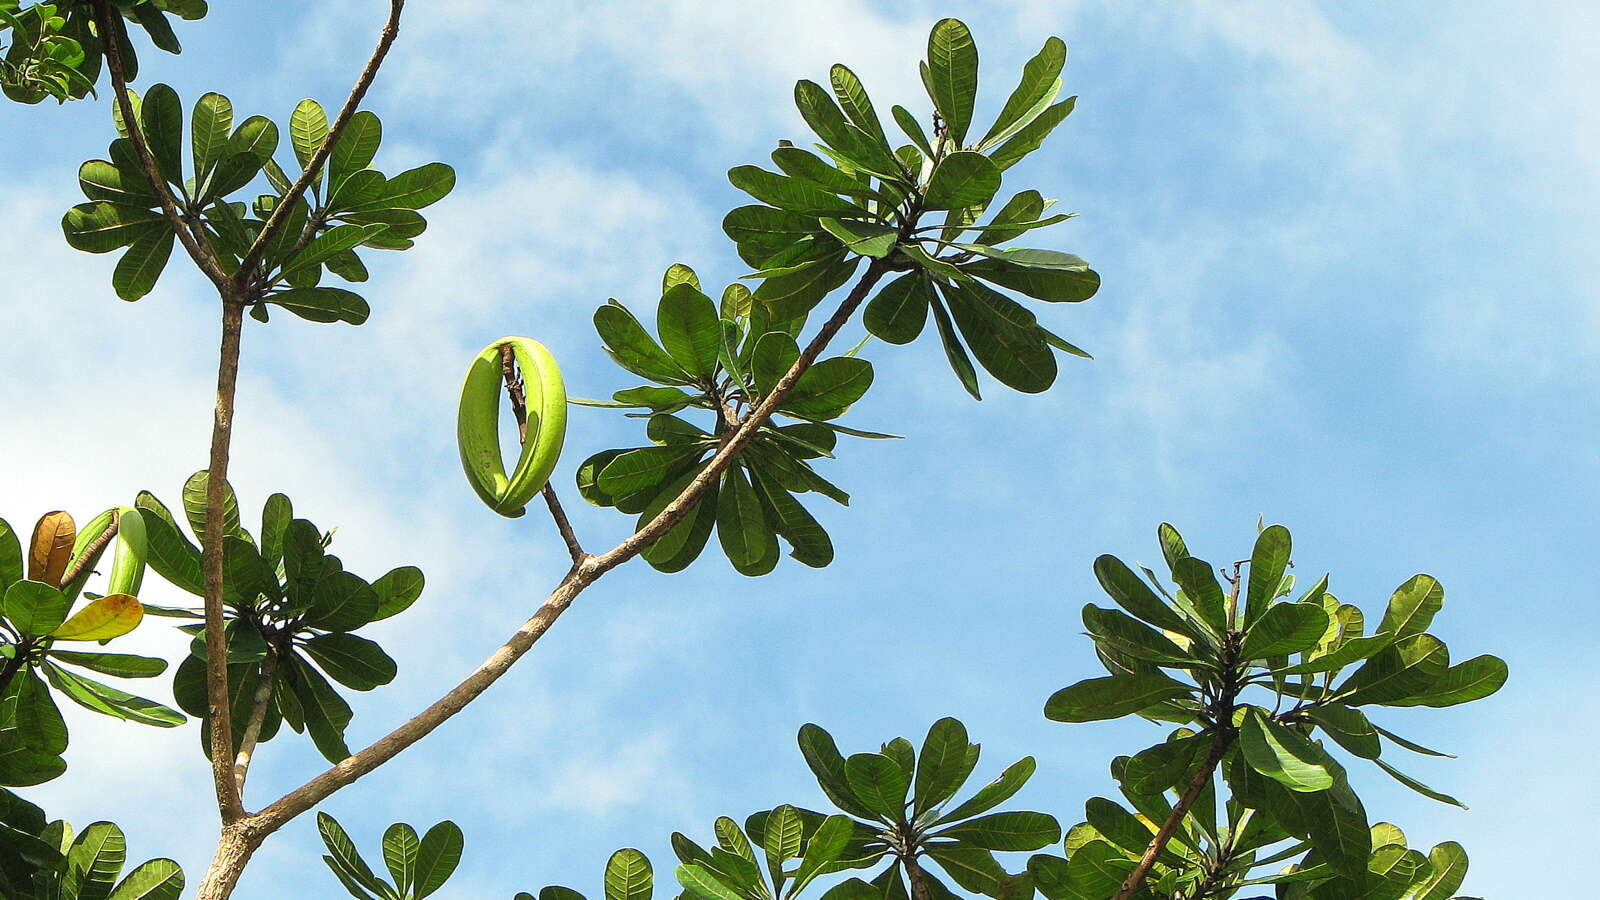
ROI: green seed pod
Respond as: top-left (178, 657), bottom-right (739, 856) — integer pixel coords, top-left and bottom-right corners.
top-left (457, 337), bottom-right (568, 517)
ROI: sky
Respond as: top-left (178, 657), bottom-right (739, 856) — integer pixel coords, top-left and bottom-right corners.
top-left (3, 0), bottom-right (1595, 896)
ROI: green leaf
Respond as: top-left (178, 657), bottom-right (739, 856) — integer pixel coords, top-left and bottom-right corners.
top-left (382, 823), bottom-right (419, 897)
top-left (599, 446), bottom-right (705, 499)
top-left (1376, 574), bottom-right (1444, 641)
top-left (717, 467), bottom-right (777, 577)
top-left (923, 845), bottom-right (1006, 896)
top-left (792, 815), bottom-right (853, 891)
top-left (798, 723), bottom-right (878, 819)
top-left (62, 203), bottom-right (163, 253)
top-left (328, 110), bottom-right (382, 195)
top-left (46, 650), bottom-right (167, 679)
top-left (1043, 673), bottom-right (1192, 723)
top-left (287, 654), bottom-right (352, 762)
top-left (303, 633), bottom-right (396, 691)
top-left (845, 752), bottom-right (909, 820)
top-left (1240, 707), bottom-right (1334, 792)
top-left (180, 470), bottom-right (240, 545)
top-left (818, 217), bottom-right (897, 258)
top-left (191, 91), bottom-right (234, 181)
top-left (105, 858), bottom-right (184, 900)
top-left (1385, 654), bottom-right (1507, 708)
top-left (1241, 602), bottom-right (1329, 659)
top-left (913, 717), bottom-right (975, 815)
top-left (935, 756), bottom-right (1035, 824)
top-left (1169, 557), bottom-right (1228, 635)
top-left (980, 37), bottom-right (1066, 148)
top-left (723, 205), bottom-right (822, 265)
top-left (762, 803), bottom-right (805, 873)
top-left (595, 302), bottom-right (692, 385)
top-left (863, 272), bottom-right (932, 345)
top-left (267, 287), bottom-right (371, 325)
top-left (676, 865), bottom-right (744, 900)
top-left (347, 162), bottom-right (455, 211)
top-left (316, 812), bottom-right (390, 899)
top-left (41, 663), bottom-right (184, 727)
top-left (371, 566), bottom-right (425, 622)
top-left (289, 98), bottom-right (329, 171)
top-left (0, 519), bottom-right (22, 591)
top-left (729, 164), bottom-right (858, 216)
top-left (2, 580), bottom-right (70, 635)
top-left (411, 820), bottom-right (463, 899)
top-left (638, 468), bottom-right (718, 573)
top-left (1304, 705), bottom-right (1379, 759)
top-left (658, 282), bottom-right (722, 381)
top-left (923, 151), bottom-right (1000, 210)
top-left (925, 18), bottom-right (978, 146)
top-left (830, 64), bottom-right (888, 146)
top-left (139, 83), bottom-right (183, 187)
top-left (785, 357), bottom-right (874, 420)
top-left (79, 160), bottom-right (157, 205)
top-left (132, 4), bottom-right (181, 53)
top-left (928, 295), bottom-right (980, 400)
top-left (892, 105), bottom-right (934, 157)
top-left (1410, 842), bottom-right (1468, 900)
top-left (1244, 524), bottom-right (1292, 626)
top-left (63, 820), bottom-right (126, 900)
top-left (936, 811), bottom-right (1059, 851)
top-left (134, 501), bottom-right (203, 596)
top-left (1334, 634), bottom-right (1449, 707)
top-left (1082, 605), bottom-right (1190, 664)
top-left (112, 227), bottom-right (174, 301)
top-left (302, 570), bottom-right (380, 632)
top-left (964, 256), bottom-right (1099, 303)
top-left (1119, 735), bottom-right (1204, 794)
top-left (971, 191), bottom-right (1052, 246)
top-left (3, 670), bottom-right (66, 755)
top-left (794, 79), bottom-right (902, 179)
top-left (1372, 759), bottom-right (1465, 809)
top-left (940, 280), bottom-right (1055, 393)
top-left (602, 848), bottom-right (651, 900)
top-left (751, 471), bottom-right (833, 568)
top-left (989, 98), bottom-right (1076, 171)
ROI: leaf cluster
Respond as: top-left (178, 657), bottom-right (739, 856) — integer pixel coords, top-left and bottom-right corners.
top-left (0, 509), bottom-right (182, 790)
top-left (1, 0), bottom-right (205, 105)
top-left (316, 812), bottom-right (463, 900)
top-left (0, 816), bottom-right (183, 900)
top-left (137, 473), bottom-right (426, 763)
top-left (724, 18), bottom-right (1096, 400)
top-left (578, 263), bottom-right (885, 576)
top-left (1039, 523), bottom-right (1504, 897)
top-left (61, 85), bottom-right (454, 314)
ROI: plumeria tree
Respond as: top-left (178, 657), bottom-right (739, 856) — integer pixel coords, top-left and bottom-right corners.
top-left (1, 6), bottom-right (1502, 900)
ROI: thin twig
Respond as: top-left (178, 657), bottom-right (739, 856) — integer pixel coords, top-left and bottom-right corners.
top-left (233, 0), bottom-right (405, 286)
top-left (232, 645), bottom-right (280, 798)
top-left (92, 1), bottom-right (231, 290)
top-left (56, 512), bottom-right (119, 589)
top-left (248, 260), bottom-right (890, 835)
top-left (499, 343), bottom-right (588, 564)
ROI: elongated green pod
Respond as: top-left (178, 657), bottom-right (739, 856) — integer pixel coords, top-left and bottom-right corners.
top-left (457, 336), bottom-right (568, 517)
top-left (106, 505), bottom-right (147, 597)
top-left (61, 508), bottom-right (116, 601)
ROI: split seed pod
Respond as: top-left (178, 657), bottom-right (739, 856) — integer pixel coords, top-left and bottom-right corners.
top-left (457, 337), bottom-right (568, 517)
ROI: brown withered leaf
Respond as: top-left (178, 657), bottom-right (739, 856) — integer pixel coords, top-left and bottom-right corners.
top-left (28, 510), bottom-right (76, 587)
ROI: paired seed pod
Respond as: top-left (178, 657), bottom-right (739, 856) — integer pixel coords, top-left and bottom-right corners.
top-left (457, 337), bottom-right (568, 517)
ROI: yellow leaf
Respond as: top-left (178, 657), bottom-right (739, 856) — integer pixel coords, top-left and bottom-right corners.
top-left (28, 511), bottom-right (76, 587)
top-left (50, 593), bottom-right (143, 641)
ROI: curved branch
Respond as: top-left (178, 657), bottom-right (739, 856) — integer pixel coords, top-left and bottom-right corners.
top-left (250, 259), bottom-right (890, 833)
top-left (92, 0), bottom-right (231, 290)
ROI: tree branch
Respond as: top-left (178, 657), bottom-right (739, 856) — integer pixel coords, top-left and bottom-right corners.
top-left (248, 259), bottom-right (889, 834)
top-left (232, 0), bottom-right (405, 287)
top-left (1113, 728), bottom-right (1236, 900)
top-left (91, 0), bottom-right (232, 291)
top-left (202, 298), bottom-right (247, 822)
top-left (231, 644), bottom-right (280, 799)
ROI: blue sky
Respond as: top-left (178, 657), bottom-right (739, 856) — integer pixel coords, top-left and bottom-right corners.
top-left (4, 1), bottom-right (1594, 896)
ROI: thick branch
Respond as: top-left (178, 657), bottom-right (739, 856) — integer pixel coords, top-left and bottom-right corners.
top-left (249, 260), bottom-right (889, 833)
top-left (902, 854), bottom-right (934, 900)
top-left (91, 1), bottom-right (231, 291)
top-left (233, 0), bottom-right (405, 285)
top-left (202, 299), bottom-right (247, 821)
